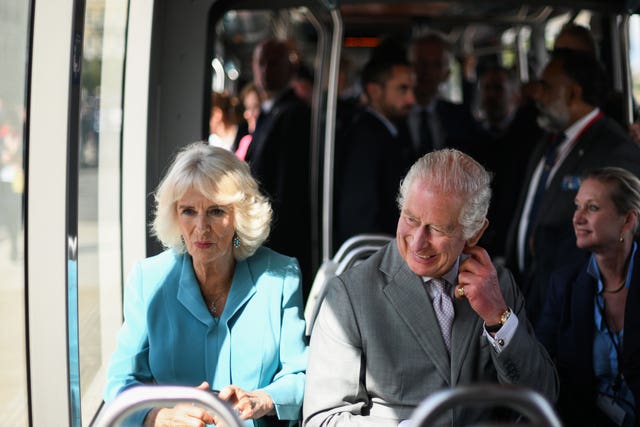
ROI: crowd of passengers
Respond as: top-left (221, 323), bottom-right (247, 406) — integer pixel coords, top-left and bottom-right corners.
top-left (103, 24), bottom-right (640, 427)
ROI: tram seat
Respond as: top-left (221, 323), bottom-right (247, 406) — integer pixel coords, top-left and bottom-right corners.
top-left (91, 385), bottom-right (243, 427)
top-left (305, 233), bottom-right (393, 336)
top-left (409, 384), bottom-right (562, 427)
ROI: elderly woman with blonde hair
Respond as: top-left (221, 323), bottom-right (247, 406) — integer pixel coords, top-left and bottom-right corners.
top-left (104, 142), bottom-right (307, 427)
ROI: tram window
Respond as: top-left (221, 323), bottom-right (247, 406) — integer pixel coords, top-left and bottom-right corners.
top-left (76, 0), bottom-right (128, 424)
top-left (630, 14), bottom-right (640, 103)
top-left (0, 2), bottom-right (29, 425)
top-left (544, 11), bottom-right (594, 51)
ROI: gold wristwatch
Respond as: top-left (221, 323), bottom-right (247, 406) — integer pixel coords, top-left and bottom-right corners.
top-left (486, 308), bottom-right (511, 333)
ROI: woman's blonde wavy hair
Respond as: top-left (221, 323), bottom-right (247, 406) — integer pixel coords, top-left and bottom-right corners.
top-left (152, 142), bottom-right (272, 260)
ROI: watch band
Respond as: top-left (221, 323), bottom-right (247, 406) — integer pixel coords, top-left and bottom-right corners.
top-left (486, 308), bottom-right (511, 333)
top-left (485, 323), bottom-right (502, 333)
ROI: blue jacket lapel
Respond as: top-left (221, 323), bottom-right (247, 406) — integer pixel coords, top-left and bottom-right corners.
top-left (222, 259), bottom-right (256, 323)
top-left (177, 254), bottom-right (213, 325)
top-left (176, 255), bottom-right (257, 325)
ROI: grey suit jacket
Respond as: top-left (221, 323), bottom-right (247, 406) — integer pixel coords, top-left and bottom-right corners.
top-left (303, 242), bottom-right (558, 427)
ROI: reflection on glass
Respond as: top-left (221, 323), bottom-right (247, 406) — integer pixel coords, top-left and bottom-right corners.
top-left (77, 0), bottom-right (127, 425)
top-left (631, 15), bottom-right (640, 102)
top-left (0, 1), bottom-right (29, 425)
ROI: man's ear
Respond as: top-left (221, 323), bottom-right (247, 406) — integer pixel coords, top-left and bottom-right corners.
top-left (623, 209), bottom-right (638, 235)
top-left (365, 81), bottom-right (382, 103)
top-left (567, 82), bottom-right (583, 105)
top-left (466, 218), bottom-right (489, 247)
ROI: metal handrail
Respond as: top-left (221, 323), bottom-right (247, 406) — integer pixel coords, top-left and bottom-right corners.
top-left (410, 385), bottom-right (562, 427)
top-left (92, 386), bottom-right (244, 427)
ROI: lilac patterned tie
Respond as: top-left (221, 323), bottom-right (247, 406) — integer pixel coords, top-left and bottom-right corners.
top-left (429, 278), bottom-right (454, 352)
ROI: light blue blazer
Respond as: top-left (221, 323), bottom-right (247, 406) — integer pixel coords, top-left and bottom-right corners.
top-left (104, 246), bottom-right (308, 426)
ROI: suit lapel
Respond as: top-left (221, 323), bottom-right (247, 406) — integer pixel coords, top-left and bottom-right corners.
top-left (177, 254), bottom-right (215, 325)
top-left (380, 244), bottom-right (452, 383)
top-left (246, 90), bottom-right (292, 162)
top-left (623, 249), bottom-right (640, 369)
top-left (451, 295), bottom-right (481, 384)
top-left (543, 132), bottom-right (587, 200)
top-left (571, 266), bottom-right (596, 375)
top-left (511, 136), bottom-right (548, 230)
top-left (246, 110), bottom-right (275, 162)
top-left (538, 118), bottom-right (601, 222)
top-left (222, 259), bottom-right (256, 322)
top-left (176, 254), bottom-right (256, 325)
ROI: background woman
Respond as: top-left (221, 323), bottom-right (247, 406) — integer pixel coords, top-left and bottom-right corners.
top-left (104, 142), bottom-right (307, 426)
top-left (234, 82), bottom-right (262, 161)
top-left (209, 92), bottom-right (243, 151)
top-left (537, 167), bottom-right (640, 427)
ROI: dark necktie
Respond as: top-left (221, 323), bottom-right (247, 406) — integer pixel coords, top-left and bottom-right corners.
top-left (419, 109), bottom-right (434, 154)
top-left (524, 133), bottom-right (564, 268)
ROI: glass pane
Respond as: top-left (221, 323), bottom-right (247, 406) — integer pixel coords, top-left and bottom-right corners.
top-left (630, 15), bottom-right (640, 102)
top-left (77, 0), bottom-right (128, 424)
top-left (0, 1), bottom-right (30, 426)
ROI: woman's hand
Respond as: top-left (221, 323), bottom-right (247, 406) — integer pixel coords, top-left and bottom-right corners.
top-left (144, 382), bottom-right (215, 426)
top-left (218, 385), bottom-right (275, 420)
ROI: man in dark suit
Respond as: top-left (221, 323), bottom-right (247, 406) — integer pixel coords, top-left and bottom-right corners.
top-left (334, 52), bottom-right (417, 247)
top-left (245, 39), bottom-right (313, 297)
top-left (304, 149), bottom-right (558, 427)
top-left (505, 49), bottom-right (640, 326)
top-left (473, 66), bottom-right (542, 259)
top-left (408, 32), bottom-right (482, 156)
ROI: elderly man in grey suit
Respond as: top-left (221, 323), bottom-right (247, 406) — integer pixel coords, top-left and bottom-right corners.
top-left (303, 149), bottom-right (558, 426)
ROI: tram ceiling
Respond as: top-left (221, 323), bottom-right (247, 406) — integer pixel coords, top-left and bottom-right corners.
top-left (335, 0), bottom-right (640, 15)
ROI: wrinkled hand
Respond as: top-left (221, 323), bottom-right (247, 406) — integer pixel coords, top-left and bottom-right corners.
top-left (145, 382), bottom-right (215, 426)
top-left (218, 385), bottom-right (275, 421)
top-left (455, 246), bottom-right (508, 326)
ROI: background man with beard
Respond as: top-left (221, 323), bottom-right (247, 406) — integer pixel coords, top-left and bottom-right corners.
top-left (334, 50), bottom-right (416, 247)
top-left (504, 48), bottom-right (640, 326)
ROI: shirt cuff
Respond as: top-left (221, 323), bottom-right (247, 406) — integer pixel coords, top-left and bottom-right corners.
top-left (483, 309), bottom-right (518, 353)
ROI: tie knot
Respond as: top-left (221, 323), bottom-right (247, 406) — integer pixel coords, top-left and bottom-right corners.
top-left (430, 278), bottom-right (450, 294)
